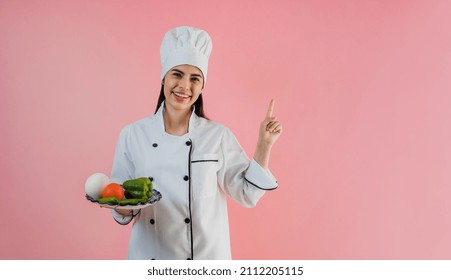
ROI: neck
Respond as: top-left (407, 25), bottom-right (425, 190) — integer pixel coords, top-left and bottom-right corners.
top-left (163, 104), bottom-right (191, 136)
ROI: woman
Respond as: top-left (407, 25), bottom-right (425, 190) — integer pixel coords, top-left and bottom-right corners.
top-left (109, 26), bottom-right (283, 260)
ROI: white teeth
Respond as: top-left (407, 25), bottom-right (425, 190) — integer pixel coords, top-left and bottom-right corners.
top-left (173, 92), bottom-right (190, 98)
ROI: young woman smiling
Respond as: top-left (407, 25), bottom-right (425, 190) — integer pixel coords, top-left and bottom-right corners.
top-left (109, 26), bottom-right (283, 260)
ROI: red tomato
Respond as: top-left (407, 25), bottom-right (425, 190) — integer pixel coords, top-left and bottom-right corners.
top-left (101, 183), bottom-right (124, 200)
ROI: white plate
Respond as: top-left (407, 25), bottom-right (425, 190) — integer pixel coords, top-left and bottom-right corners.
top-left (86, 189), bottom-right (162, 210)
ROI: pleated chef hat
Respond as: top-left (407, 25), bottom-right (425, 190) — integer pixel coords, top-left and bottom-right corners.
top-left (160, 26), bottom-right (213, 84)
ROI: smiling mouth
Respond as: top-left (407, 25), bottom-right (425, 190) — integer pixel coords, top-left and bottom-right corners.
top-left (172, 91), bottom-right (191, 99)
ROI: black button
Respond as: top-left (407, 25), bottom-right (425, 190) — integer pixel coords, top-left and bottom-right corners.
top-left (151, 258), bottom-right (156, 260)
top-left (149, 177), bottom-right (153, 182)
top-left (150, 219), bottom-right (155, 224)
top-left (183, 175), bottom-right (189, 181)
top-left (152, 143), bottom-right (158, 147)
top-left (185, 141), bottom-right (191, 146)
top-left (187, 258), bottom-right (192, 260)
top-left (185, 218), bottom-right (190, 223)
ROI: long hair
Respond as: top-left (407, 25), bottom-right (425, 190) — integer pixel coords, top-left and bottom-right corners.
top-left (154, 84), bottom-right (208, 119)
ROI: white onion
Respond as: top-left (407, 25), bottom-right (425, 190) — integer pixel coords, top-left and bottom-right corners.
top-left (85, 173), bottom-right (109, 199)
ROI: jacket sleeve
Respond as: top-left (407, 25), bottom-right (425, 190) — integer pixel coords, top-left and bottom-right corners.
top-left (111, 209), bottom-right (141, 225)
top-left (110, 125), bottom-right (134, 184)
top-left (217, 127), bottom-right (278, 208)
top-left (109, 125), bottom-right (136, 224)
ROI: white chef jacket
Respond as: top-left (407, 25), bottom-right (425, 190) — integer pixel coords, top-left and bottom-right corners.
top-left (110, 102), bottom-right (278, 260)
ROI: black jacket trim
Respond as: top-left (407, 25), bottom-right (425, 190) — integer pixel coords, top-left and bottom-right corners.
top-left (114, 216), bottom-right (133, 225)
top-left (191, 159), bottom-right (219, 163)
top-left (187, 139), bottom-right (194, 260)
top-left (244, 177), bottom-right (278, 191)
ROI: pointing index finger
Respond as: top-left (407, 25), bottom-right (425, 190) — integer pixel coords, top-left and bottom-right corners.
top-left (266, 99), bottom-right (275, 118)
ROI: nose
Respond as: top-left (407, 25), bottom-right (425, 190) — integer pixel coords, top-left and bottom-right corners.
top-left (178, 77), bottom-right (191, 91)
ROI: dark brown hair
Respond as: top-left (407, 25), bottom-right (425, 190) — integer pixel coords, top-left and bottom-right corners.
top-left (154, 84), bottom-right (208, 119)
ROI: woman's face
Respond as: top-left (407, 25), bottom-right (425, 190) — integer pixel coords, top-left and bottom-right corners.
top-left (162, 64), bottom-right (204, 113)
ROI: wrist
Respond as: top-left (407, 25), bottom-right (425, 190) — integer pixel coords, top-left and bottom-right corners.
top-left (256, 139), bottom-right (272, 153)
top-left (115, 208), bottom-right (133, 216)
top-left (254, 141), bottom-right (272, 170)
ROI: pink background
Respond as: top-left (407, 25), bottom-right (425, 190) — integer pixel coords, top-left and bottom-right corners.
top-left (1, 0), bottom-right (451, 259)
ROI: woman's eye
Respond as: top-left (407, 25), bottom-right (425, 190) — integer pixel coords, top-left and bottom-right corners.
top-left (172, 72), bottom-right (182, 77)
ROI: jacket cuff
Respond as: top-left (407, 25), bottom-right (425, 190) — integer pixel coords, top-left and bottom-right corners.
top-left (111, 209), bottom-right (140, 225)
top-left (245, 159), bottom-right (278, 191)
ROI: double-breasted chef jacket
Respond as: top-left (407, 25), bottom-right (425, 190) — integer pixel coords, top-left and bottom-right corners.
top-left (110, 102), bottom-right (278, 260)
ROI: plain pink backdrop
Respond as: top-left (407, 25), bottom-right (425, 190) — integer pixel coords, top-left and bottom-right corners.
top-left (1, 0), bottom-right (451, 259)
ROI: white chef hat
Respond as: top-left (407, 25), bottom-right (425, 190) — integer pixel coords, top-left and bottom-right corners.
top-left (160, 26), bottom-right (213, 84)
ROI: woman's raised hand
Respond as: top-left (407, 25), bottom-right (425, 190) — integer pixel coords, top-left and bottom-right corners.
top-left (258, 99), bottom-right (283, 146)
top-left (253, 99), bottom-right (283, 170)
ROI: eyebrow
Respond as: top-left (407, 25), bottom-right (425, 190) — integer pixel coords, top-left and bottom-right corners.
top-left (171, 68), bottom-right (203, 79)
